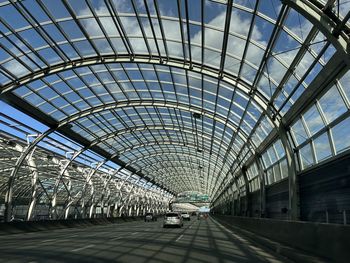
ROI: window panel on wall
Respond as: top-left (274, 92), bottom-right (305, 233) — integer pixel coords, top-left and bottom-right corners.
top-left (274, 140), bottom-right (285, 159)
top-left (261, 151), bottom-right (271, 168)
top-left (292, 119), bottom-right (308, 145)
top-left (318, 85), bottom-right (347, 124)
top-left (273, 164), bottom-right (281, 182)
top-left (267, 168), bottom-right (274, 185)
top-left (280, 159), bottom-right (288, 179)
top-left (267, 146), bottom-right (277, 164)
top-left (303, 104), bottom-right (325, 136)
top-left (290, 69), bottom-right (350, 171)
top-left (261, 139), bottom-right (287, 185)
top-left (331, 116), bottom-right (350, 154)
top-left (299, 143), bottom-right (314, 169)
top-left (339, 71), bottom-right (350, 102)
top-left (314, 132), bottom-right (332, 162)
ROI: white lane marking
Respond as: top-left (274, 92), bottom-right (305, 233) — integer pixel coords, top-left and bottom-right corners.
top-left (175, 234), bottom-right (184, 242)
top-left (110, 237), bottom-right (122, 241)
top-left (131, 232), bottom-right (138, 235)
top-left (20, 246), bottom-right (36, 249)
top-left (70, 244), bottom-right (95, 252)
top-left (40, 239), bottom-right (70, 245)
top-left (69, 234), bottom-right (78, 238)
top-left (41, 239), bottom-right (54, 243)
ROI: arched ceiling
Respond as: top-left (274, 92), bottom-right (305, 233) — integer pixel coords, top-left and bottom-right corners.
top-left (0, 0), bottom-right (349, 198)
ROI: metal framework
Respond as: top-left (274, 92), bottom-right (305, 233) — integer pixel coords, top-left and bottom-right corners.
top-left (0, 0), bottom-right (349, 221)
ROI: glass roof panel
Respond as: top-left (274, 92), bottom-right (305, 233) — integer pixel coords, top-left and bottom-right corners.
top-left (0, 0), bottom-right (348, 196)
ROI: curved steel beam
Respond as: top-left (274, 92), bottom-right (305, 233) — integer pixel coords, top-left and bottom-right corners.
top-left (136, 159), bottom-right (222, 176)
top-left (58, 100), bottom-right (251, 145)
top-left (4, 128), bottom-right (54, 222)
top-left (140, 161), bottom-right (222, 179)
top-left (126, 149), bottom-right (229, 172)
top-left (283, 0), bottom-right (349, 53)
top-left (121, 141), bottom-right (233, 161)
top-left (91, 125), bottom-right (233, 157)
top-left (1, 55), bottom-right (270, 113)
top-left (128, 152), bottom-right (221, 167)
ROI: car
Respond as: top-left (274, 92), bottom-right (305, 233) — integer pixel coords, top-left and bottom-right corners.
top-left (197, 212), bottom-right (208, 220)
top-left (181, 212), bottom-right (190, 221)
top-left (144, 212), bottom-right (157, 222)
top-left (163, 212), bottom-right (183, 228)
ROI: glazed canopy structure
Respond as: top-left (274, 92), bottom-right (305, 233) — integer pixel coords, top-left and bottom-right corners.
top-left (0, 0), bottom-right (349, 221)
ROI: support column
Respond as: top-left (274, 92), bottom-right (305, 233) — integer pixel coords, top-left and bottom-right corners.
top-left (88, 183), bottom-right (95, 218)
top-left (79, 164), bottom-right (105, 218)
top-left (4, 131), bottom-right (52, 222)
top-left (26, 148), bottom-right (39, 221)
top-left (51, 151), bottom-right (82, 219)
top-left (256, 156), bottom-right (267, 218)
top-left (99, 173), bottom-right (113, 217)
top-left (64, 180), bottom-right (72, 219)
top-left (241, 166), bottom-right (250, 217)
top-left (279, 125), bottom-right (299, 220)
top-left (89, 202), bottom-right (95, 218)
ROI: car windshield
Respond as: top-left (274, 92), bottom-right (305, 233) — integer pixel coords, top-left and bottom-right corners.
top-left (181, 213), bottom-right (188, 215)
top-left (146, 213), bottom-right (153, 216)
top-left (166, 213), bottom-right (179, 217)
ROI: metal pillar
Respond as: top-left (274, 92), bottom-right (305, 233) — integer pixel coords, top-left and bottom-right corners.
top-left (51, 151), bottom-right (82, 219)
top-left (241, 167), bottom-right (251, 217)
top-left (278, 125), bottom-right (299, 220)
top-left (256, 156), bottom-right (267, 218)
top-left (26, 147), bottom-right (39, 221)
top-left (79, 162), bottom-right (107, 218)
top-left (4, 130), bottom-right (53, 222)
top-left (88, 179), bottom-right (96, 219)
top-left (63, 179), bottom-right (72, 219)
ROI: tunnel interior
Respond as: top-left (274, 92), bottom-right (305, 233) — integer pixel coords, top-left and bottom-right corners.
top-left (0, 0), bottom-right (349, 228)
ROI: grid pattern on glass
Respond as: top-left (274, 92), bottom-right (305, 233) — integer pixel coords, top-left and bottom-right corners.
top-left (12, 63), bottom-right (266, 144)
top-left (237, 173), bottom-right (246, 196)
top-left (290, 71), bottom-right (350, 170)
top-left (261, 139), bottom-right (287, 185)
top-left (121, 143), bottom-right (230, 193)
top-left (0, 0), bottom-right (342, 114)
top-left (246, 161), bottom-right (260, 192)
top-left (10, 60), bottom-right (278, 194)
top-left (0, 0), bottom-right (348, 197)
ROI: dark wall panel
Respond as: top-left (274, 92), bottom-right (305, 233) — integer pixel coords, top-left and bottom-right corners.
top-left (299, 153), bottom-right (350, 224)
top-left (266, 179), bottom-right (289, 220)
top-left (250, 191), bottom-right (261, 217)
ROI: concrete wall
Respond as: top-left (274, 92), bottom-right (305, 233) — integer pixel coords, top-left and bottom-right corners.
top-left (214, 215), bottom-right (350, 263)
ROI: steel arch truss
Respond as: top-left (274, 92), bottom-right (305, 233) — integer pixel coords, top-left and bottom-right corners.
top-left (0, 0), bottom-right (349, 217)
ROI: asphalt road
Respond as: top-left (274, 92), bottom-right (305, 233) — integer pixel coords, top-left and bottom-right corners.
top-left (0, 217), bottom-right (288, 263)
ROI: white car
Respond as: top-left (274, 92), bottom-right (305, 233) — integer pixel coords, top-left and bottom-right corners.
top-left (163, 212), bottom-right (183, 228)
top-left (181, 212), bottom-right (191, 221)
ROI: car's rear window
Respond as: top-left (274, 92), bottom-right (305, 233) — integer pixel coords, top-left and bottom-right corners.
top-left (146, 213), bottom-right (153, 216)
top-left (166, 213), bottom-right (179, 217)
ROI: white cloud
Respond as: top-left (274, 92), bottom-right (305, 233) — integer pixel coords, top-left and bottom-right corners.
top-left (3, 59), bottom-right (29, 77)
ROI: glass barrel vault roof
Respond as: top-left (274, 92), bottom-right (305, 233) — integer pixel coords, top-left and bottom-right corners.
top-left (0, 0), bottom-right (349, 197)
